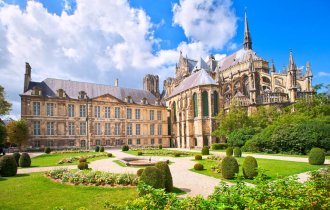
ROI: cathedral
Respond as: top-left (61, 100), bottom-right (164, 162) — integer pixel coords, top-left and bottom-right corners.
top-left (20, 12), bottom-right (314, 150)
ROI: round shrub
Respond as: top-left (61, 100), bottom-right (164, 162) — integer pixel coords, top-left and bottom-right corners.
top-left (122, 145), bottom-right (129, 151)
top-left (159, 144), bottom-right (163, 149)
top-left (201, 146), bottom-right (209, 155)
top-left (140, 166), bottom-right (164, 189)
top-left (107, 153), bottom-right (112, 157)
top-left (195, 155), bottom-right (202, 160)
top-left (137, 168), bottom-right (144, 177)
top-left (194, 163), bottom-right (204, 170)
top-left (226, 147), bottom-right (233, 156)
top-left (242, 156), bottom-right (258, 179)
top-left (155, 161), bottom-right (173, 192)
top-left (173, 153), bottom-right (180, 157)
top-left (137, 152), bottom-right (143, 156)
top-left (12, 152), bottom-right (20, 166)
top-left (233, 147), bottom-right (242, 157)
top-left (309, 148), bottom-right (325, 165)
top-left (44, 147), bottom-right (51, 154)
top-left (78, 162), bottom-right (88, 170)
top-left (95, 145), bottom-right (100, 152)
top-left (19, 153), bottom-right (31, 168)
top-left (100, 146), bottom-right (105, 152)
top-left (0, 155), bottom-right (17, 177)
top-left (79, 157), bottom-right (87, 163)
top-left (221, 156), bottom-right (239, 179)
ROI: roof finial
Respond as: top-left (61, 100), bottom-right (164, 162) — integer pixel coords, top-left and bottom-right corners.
top-left (243, 8), bottom-right (252, 50)
top-left (271, 59), bottom-right (276, 73)
top-left (289, 49), bottom-right (295, 71)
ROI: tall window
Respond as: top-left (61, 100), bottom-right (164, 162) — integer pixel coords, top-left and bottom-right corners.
top-left (136, 139), bottom-right (141, 145)
top-left (80, 122), bottom-right (86, 135)
top-left (243, 77), bottom-right (250, 97)
top-left (47, 122), bottom-right (54, 135)
top-left (47, 103), bottom-right (54, 116)
top-left (127, 108), bottom-right (132, 119)
top-left (68, 122), bottom-right (75, 135)
top-left (193, 93), bottom-right (198, 117)
top-left (33, 121), bottom-right (40, 135)
top-left (105, 123), bottom-right (111, 135)
top-left (173, 102), bottom-right (177, 122)
top-left (149, 110), bottom-right (154, 120)
top-left (158, 138), bottom-right (162, 144)
top-left (136, 124), bottom-right (141, 135)
top-left (127, 123), bottom-right (132, 135)
top-left (135, 109), bottom-right (140, 119)
top-left (80, 140), bottom-right (86, 147)
top-left (128, 139), bottom-right (132, 145)
top-left (202, 91), bottom-right (209, 117)
top-left (96, 140), bottom-right (101, 146)
top-left (80, 105), bottom-right (86, 117)
top-left (33, 102), bottom-right (40, 116)
top-left (94, 106), bottom-right (100, 118)
top-left (213, 91), bottom-right (219, 116)
top-left (47, 140), bottom-right (54, 147)
top-left (158, 124), bottom-right (162, 135)
top-left (105, 107), bottom-right (111, 118)
top-left (69, 140), bottom-right (75, 146)
top-left (150, 124), bottom-right (155, 135)
top-left (95, 123), bottom-right (101, 135)
top-left (157, 111), bottom-right (162, 120)
top-left (68, 104), bottom-right (74, 117)
top-left (151, 139), bottom-right (155, 145)
top-left (115, 107), bottom-right (120, 118)
top-left (115, 123), bottom-right (120, 135)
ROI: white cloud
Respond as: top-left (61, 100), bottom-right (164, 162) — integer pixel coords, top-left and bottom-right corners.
top-left (318, 72), bottom-right (330, 77)
top-left (173, 0), bottom-right (237, 50)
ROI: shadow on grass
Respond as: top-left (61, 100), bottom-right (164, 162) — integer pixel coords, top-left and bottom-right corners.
top-left (172, 187), bottom-right (188, 195)
top-left (0, 173), bottom-right (30, 181)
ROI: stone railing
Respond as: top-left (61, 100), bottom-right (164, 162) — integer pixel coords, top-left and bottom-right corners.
top-left (297, 91), bottom-right (315, 99)
top-left (256, 92), bottom-right (289, 104)
top-left (224, 96), bottom-right (250, 109)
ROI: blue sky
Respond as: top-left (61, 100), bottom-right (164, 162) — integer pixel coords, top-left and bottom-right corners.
top-left (0, 0), bottom-right (329, 117)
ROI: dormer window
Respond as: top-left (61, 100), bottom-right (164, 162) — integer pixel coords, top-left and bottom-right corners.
top-left (57, 89), bottom-right (65, 98)
top-left (155, 99), bottom-right (161, 105)
top-left (141, 97), bottom-right (147, 105)
top-left (32, 87), bottom-right (42, 96)
top-left (78, 91), bottom-right (87, 99)
top-left (126, 96), bottom-right (133, 104)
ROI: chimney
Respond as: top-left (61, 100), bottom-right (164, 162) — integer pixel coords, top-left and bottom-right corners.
top-left (115, 79), bottom-right (119, 87)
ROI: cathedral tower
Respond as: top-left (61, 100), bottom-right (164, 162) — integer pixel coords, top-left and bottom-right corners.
top-left (24, 62), bottom-right (31, 92)
top-left (143, 74), bottom-right (160, 98)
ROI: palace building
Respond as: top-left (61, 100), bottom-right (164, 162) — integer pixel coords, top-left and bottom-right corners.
top-left (20, 12), bottom-right (314, 149)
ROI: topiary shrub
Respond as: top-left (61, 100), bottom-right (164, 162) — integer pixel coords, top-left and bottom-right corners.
top-left (107, 153), bottom-right (112, 157)
top-left (100, 146), bottom-right (105, 152)
top-left (233, 147), bottom-right (242, 157)
top-left (19, 153), bottom-right (31, 168)
top-left (79, 157), bottom-right (87, 163)
top-left (95, 145), bottom-right (100, 152)
top-left (137, 152), bottom-right (143, 156)
top-left (194, 163), bottom-right (204, 170)
top-left (211, 143), bottom-right (228, 150)
top-left (158, 144), bottom-right (163, 149)
top-left (122, 145), bottom-right (129, 151)
top-left (44, 147), bottom-right (51, 154)
top-left (242, 156), bottom-right (258, 179)
top-left (0, 155), bottom-right (17, 177)
top-left (78, 162), bottom-right (88, 170)
top-left (137, 168), bottom-right (144, 177)
top-left (226, 147), bottom-right (233, 156)
top-left (201, 146), bottom-right (209, 155)
top-left (155, 161), bottom-right (173, 192)
top-left (309, 148), bottom-right (325, 165)
top-left (221, 156), bottom-right (239, 179)
top-left (12, 152), bottom-right (20, 166)
top-left (173, 153), bottom-right (180, 157)
top-left (140, 166), bottom-right (164, 189)
top-left (195, 155), bottom-right (202, 160)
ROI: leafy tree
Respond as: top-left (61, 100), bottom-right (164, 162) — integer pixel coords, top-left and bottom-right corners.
top-left (6, 119), bottom-right (29, 150)
top-left (0, 123), bottom-right (7, 144)
top-left (0, 85), bottom-right (12, 115)
top-left (227, 127), bottom-right (258, 147)
top-left (250, 106), bottom-right (282, 129)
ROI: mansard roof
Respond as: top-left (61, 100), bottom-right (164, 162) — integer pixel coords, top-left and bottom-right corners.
top-left (167, 69), bottom-right (216, 99)
top-left (22, 78), bottom-right (160, 105)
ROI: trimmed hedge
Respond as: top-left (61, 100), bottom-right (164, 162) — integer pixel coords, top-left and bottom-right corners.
top-left (100, 146), bottom-right (105, 152)
top-left (78, 162), bottom-right (88, 170)
top-left (122, 145), bottom-right (129, 151)
top-left (221, 156), bottom-right (239, 179)
top-left (233, 147), bottom-right (242, 157)
top-left (79, 157), bottom-right (87, 163)
top-left (159, 145), bottom-right (163, 149)
top-left (211, 143), bottom-right (228, 150)
top-left (309, 148), bottom-right (325, 165)
top-left (44, 147), bottom-right (51, 154)
top-left (0, 155), bottom-right (17, 177)
top-left (140, 166), bottom-right (164, 189)
top-left (155, 161), bottom-right (173, 192)
top-left (243, 156), bottom-right (258, 179)
top-left (12, 152), bottom-right (20, 166)
top-left (95, 145), bottom-right (100, 152)
top-left (226, 147), bottom-right (233, 156)
top-left (19, 153), bottom-right (31, 168)
top-left (107, 153), bottom-right (113, 157)
top-left (194, 163), bottom-right (204, 170)
top-left (201, 146), bottom-right (210, 155)
top-left (195, 155), bottom-right (202, 160)
top-left (137, 168), bottom-right (144, 177)
top-left (138, 152), bottom-right (143, 156)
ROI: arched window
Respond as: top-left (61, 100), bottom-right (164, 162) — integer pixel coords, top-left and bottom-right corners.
top-left (213, 91), bottom-right (219, 115)
top-left (243, 77), bottom-right (249, 97)
top-left (193, 93), bottom-right (198, 117)
top-left (262, 77), bottom-right (271, 83)
top-left (202, 91), bottom-right (209, 117)
top-left (173, 101), bottom-right (177, 122)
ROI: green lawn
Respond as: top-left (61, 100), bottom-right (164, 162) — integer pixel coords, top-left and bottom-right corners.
top-left (113, 160), bottom-right (144, 168)
top-left (191, 158), bottom-right (327, 183)
top-left (31, 152), bottom-right (111, 167)
top-left (0, 172), bottom-right (137, 210)
top-left (124, 149), bottom-right (200, 157)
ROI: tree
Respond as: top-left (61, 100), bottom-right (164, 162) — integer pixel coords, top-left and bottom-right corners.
top-left (0, 123), bottom-right (7, 144)
top-left (0, 85), bottom-right (12, 115)
top-left (6, 119), bottom-right (29, 150)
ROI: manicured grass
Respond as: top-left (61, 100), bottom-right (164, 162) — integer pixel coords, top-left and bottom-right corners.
top-left (31, 152), bottom-right (112, 167)
top-left (191, 158), bottom-right (327, 183)
top-left (124, 149), bottom-right (200, 157)
top-left (113, 160), bottom-right (144, 168)
top-left (0, 172), bottom-right (137, 210)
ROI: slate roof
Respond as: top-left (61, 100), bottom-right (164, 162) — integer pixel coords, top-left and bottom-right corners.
top-left (185, 58), bottom-right (197, 73)
top-left (167, 69), bottom-right (216, 99)
top-left (193, 57), bottom-right (209, 71)
top-left (22, 78), bottom-right (160, 105)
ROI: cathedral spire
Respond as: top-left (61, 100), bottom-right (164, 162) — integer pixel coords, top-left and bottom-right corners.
top-left (288, 49), bottom-right (296, 71)
top-left (271, 59), bottom-right (276, 73)
top-left (243, 9), bottom-right (252, 50)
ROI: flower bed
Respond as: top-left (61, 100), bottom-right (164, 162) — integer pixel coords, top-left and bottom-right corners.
top-left (45, 168), bottom-right (138, 186)
top-left (57, 153), bottom-right (108, 164)
top-left (51, 150), bottom-right (92, 154)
